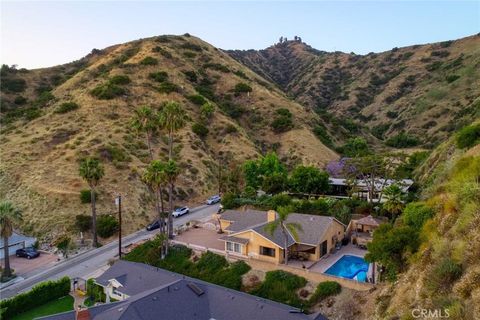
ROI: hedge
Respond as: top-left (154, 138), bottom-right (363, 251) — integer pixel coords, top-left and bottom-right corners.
top-left (0, 276), bottom-right (70, 318)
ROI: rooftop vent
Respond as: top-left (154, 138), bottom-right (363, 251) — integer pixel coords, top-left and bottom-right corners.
top-left (187, 282), bottom-right (205, 296)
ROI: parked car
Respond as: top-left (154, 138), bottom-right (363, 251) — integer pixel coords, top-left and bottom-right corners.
top-left (172, 206), bottom-right (190, 218)
top-left (206, 195), bottom-right (221, 205)
top-left (16, 247), bottom-right (40, 259)
top-left (146, 220), bottom-right (161, 231)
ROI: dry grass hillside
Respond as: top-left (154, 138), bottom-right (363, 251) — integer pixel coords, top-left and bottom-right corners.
top-left (0, 34), bottom-right (337, 238)
top-left (229, 34), bottom-right (480, 148)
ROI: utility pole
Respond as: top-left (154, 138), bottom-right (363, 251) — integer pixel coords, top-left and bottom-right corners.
top-left (115, 195), bottom-right (122, 258)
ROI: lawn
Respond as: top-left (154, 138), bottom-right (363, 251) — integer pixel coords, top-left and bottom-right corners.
top-left (11, 295), bottom-right (74, 320)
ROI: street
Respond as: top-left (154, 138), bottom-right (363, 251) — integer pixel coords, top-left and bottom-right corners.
top-left (0, 203), bottom-right (220, 300)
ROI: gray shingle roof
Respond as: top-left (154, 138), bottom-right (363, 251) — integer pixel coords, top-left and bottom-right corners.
top-left (285, 214), bottom-right (343, 246)
top-left (94, 260), bottom-right (180, 296)
top-left (219, 235), bottom-right (250, 245)
top-left (221, 209), bottom-right (268, 232)
top-left (252, 222), bottom-right (296, 248)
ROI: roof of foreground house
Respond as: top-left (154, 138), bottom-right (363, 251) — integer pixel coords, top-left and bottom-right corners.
top-left (221, 209), bottom-right (268, 232)
top-left (38, 261), bottom-right (328, 320)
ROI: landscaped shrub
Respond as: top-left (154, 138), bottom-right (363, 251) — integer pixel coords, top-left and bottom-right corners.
top-left (386, 132), bottom-right (420, 148)
top-left (109, 75), bottom-right (131, 85)
top-left (455, 123), bottom-right (480, 149)
top-left (140, 56), bottom-right (158, 65)
top-left (192, 122), bottom-right (209, 138)
top-left (96, 215), bottom-right (119, 238)
top-left (86, 278), bottom-right (106, 304)
top-left (149, 71), bottom-right (169, 83)
top-left (75, 214), bottom-right (92, 232)
top-left (187, 94), bottom-right (207, 105)
top-left (55, 102), bottom-right (79, 114)
top-left (0, 276), bottom-right (70, 319)
top-left (91, 82), bottom-right (126, 100)
top-left (80, 189), bottom-right (97, 203)
top-left (233, 82), bottom-right (252, 95)
top-left (309, 281), bottom-right (341, 304)
top-left (157, 82), bottom-right (179, 94)
top-left (251, 270), bottom-right (307, 308)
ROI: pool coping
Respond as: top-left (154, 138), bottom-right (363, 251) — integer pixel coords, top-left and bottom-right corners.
top-left (323, 254), bottom-right (370, 281)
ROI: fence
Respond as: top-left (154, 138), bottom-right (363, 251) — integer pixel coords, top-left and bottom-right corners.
top-left (170, 240), bottom-right (374, 291)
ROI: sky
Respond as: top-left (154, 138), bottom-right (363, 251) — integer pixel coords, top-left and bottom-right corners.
top-left (1, 1), bottom-right (479, 69)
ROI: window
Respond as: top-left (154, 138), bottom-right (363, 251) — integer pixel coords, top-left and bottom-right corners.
top-left (259, 246), bottom-right (275, 257)
top-left (112, 287), bottom-right (122, 297)
top-left (226, 242), bottom-right (242, 253)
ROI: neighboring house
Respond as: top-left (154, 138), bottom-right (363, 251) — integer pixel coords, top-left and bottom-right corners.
top-left (346, 214), bottom-right (387, 247)
top-left (39, 260), bottom-right (328, 320)
top-left (219, 209), bottom-right (345, 264)
top-left (328, 178), bottom-right (413, 203)
top-left (0, 231), bottom-right (36, 259)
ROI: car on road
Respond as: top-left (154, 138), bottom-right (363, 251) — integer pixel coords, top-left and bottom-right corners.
top-left (146, 220), bottom-right (161, 231)
top-left (206, 195), bottom-right (221, 205)
top-left (16, 247), bottom-right (40, 259)
top-left (172, 206), bottom-right (190, 218)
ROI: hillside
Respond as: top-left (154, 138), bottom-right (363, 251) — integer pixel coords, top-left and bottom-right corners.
top-left (229, 34), bottom-right (480, 148)
top-left (0, 34), bottom-right (337, 238)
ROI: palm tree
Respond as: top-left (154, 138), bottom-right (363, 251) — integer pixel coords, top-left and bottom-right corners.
top-left (264, 206), bottom-right (303, 265)
top-left (131, 106), bottom-right (159, 160)
top-left (142, 160), bottom-right (167, 233)
top-left (79, 157), bottom-right (104, 247)
top-left (0, 201), bottom-right (22, 278)
top-left (383, 184), bottom-right (405, 220)
top-left (158, 101), bottom-right (187, 160)
top-left (164, 160), bottom-right (180, 239)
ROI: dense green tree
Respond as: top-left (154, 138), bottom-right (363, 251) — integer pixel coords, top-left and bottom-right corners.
top-left (243, 152), bottom-right (287, 192)
top-left (365, 224), bottom-right (419, 281)
top-left (264, 206), bottom-right (302, 265)
top-left (341, 137), bottom-right (370, 157)
top-left (402, 202), bottom-right (434, 230)
top-left (289, 165), bottom-right (330, 195)
top-left (0, 201), bottom-right (22, 278)
top-left (79, 157), bottom-right (104, 247)
top-left (455, 123), bottom-right (480, 149)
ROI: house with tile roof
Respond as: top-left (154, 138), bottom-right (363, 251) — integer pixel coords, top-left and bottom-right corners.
top-left (219, 209), bottom-right (346, 264)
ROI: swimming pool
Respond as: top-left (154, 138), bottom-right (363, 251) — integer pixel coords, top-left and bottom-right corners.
top-left (324, 255), bottom-right (369, 282)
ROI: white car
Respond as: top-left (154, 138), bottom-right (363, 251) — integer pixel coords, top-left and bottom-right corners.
top-left (206, 195), bottom-right (221, 205)
top-left (172, 206), bottom-right (190, 218)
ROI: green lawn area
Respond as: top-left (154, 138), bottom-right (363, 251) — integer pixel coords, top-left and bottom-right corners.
top-left (11, 295), bottom-right (74, 320)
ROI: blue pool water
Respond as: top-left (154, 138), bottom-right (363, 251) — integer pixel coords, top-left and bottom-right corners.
top-left (325, 255), bottom-right (369, 282)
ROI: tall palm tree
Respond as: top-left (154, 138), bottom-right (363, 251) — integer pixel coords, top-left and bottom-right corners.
top-left (383, 184), bottom-right (405, 220)
top-left (264, 206), bottom-right (303, 265)
top-left (158, 101), bottom-right (187, 160)
top-left (131, 106), bottom-right (159, 160)
top-left (79, 157), bottom-right (104, 247)
top-left (164, 160), bottom-right (180, 239)
top-left (142, 160), bottom-right (167, 233)
top-left (0, 201), bottom-right (22, 278)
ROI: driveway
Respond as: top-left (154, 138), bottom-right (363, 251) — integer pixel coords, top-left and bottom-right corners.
top-left (1, 252), bottom-right (58, 278)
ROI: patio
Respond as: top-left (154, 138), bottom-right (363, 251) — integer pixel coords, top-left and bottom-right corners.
top-left (308, 243), bottom-right (367, 273)
top-left (173, 224), bottom-right (225, 251)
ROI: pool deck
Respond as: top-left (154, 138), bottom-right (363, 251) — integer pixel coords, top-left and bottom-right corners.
top-left (308, 244), bottom-right (367, 273)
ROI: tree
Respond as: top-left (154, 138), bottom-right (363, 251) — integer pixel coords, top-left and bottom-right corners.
top-left (289, 165), bottom-right (330, 196)
top-left (365, 224), bottom-right (419, 281)
top-left (243, 152), bottom-right (287, 192)
top-left (382, 184), bottom-right (405, 220)
top-left (131, 106), bottom-right (159, 160)
top-left (402, 202), bottom-right (434, 230)
top-left (142, 160), bottom-right (167, 233)
top-left (164, 160), bottom-right (180, 239)
top-left (341, 138), bottom-right (370, 157)
top-left (264, 206), bottom-right (302, 265)
top-left (200, 102), bottom-right (215, 121)
top-left (53, 234), bottom-right (71, 258)
top-left (79, 157), bottom-right (104, 247)
top-left (159, 101), bottom-right (187, 160)
top-left (0, 201), bottom-right (22, 278)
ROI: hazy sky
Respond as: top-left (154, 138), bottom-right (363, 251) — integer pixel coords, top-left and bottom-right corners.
top-left (1, 1), bottom-right (479, 69)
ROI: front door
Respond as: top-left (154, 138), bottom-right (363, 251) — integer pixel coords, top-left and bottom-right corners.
top-left (320, 240), bottom-right (328, 257)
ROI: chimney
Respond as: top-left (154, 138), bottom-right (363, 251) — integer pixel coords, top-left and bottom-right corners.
top-left (267, 210), bottom-right (277, 222)
top-left (76, 309), bottom-right (91, 320)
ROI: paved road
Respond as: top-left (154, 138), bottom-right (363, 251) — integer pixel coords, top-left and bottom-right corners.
top-left (0, 203), bottom-right (220, 300)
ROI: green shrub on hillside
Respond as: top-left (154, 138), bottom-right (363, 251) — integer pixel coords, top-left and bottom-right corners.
top-left (14, 96), bottom-right (27, 105)
top-left (0, 77), bottom-right (27, 93)
top-left (340, 137), bottom-right (370, 157)
top-left (192, 122), bottom-right (209, 138)
top-left (386, 132), bottom-right (420, 148)
top-left (402, 202), bottom-right (434, 229)
top-left (109, 75), bottom-right (131, 85)
top-left (234, 82), bottom-right (252, 95)
top-left (96, 215), bottom-right (118, 238)
top-left (149, 71), bottom-right (169, 83)
top-left (455, 123), bottom-right (480, 149)
top-left (157, 82), bottom-right (179, 94)
top-left (427, 258), bottom-right (462, 293)
top-left (140, 56), bottom-right (158, 65)
top-left (446, 74), bottom-right (460, 83)
top-left (309, 281), bottom-right (341, 304)
top-left (187, 94), bottom-right (207, 105)
top-left (204, 63), bottom-right (230, 73)
top-left (55, 102), bottom-right (79, 114)
top-left (75, 214), bottom-right (92, 232)
top-left (313, 125), bottom-right (334, 147)
top-left (183, 70), bottom-right (198, 82)
top-left (34, 91), bottom-right (55, 107)
top-left (91, 82), bottom-right (126, 100)
top-left (200, 102), bottom-right (215, 120)
top-left (271, 108), bottom-right (294, 133)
